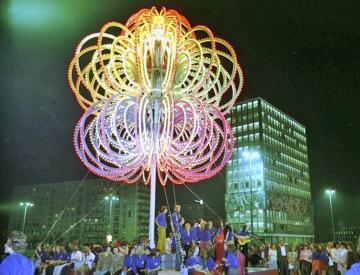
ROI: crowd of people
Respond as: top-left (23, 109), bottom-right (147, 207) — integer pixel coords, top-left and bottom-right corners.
top-left (0, 204), bottom-right (359, 275)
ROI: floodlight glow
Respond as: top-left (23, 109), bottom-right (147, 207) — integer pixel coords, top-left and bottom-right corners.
top-left (69, 7), bottom-right (244, 186)
top-left (242, 150), bottom-right (260, 160)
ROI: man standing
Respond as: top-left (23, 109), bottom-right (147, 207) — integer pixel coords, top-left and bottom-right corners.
top-left (181, 223), bottom-right (193, 257)
top-left (277, 240), bottom-right (288, 275)
top-left (0, 231), bottom-right (34, 275)
top-left (336, 242), bottom-right (348, 275)
top-left (235, 224), bottom-right (251, 266)
top-left (171, 204), bottom-right (185, 270)
top-left (171, 204), bottom-right (183, 234)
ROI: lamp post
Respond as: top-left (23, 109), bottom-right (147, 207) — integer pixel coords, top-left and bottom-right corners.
top-left (19, 202), bottom-right (33, 232)
top-left (242, 150), bottom-right (260, 235)
top-left (105, 196), bottom-right (119, 234)
top-left (326, 189), bottom-right (336, 241)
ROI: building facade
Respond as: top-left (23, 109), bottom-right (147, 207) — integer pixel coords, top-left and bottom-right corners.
top-left (8, 179), bottom-right (150, 244)
top-left (225, 97), bottom-right (314, 243)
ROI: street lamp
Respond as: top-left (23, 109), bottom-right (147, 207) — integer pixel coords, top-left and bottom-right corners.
top-left (19, 202), bottom-right (33, 232)
top-left (105, 196), bottom-right (119, 234)
top-left (242, 150), bottom-right (260, 235)
top-left (326, 189), bottom-right (336, 241)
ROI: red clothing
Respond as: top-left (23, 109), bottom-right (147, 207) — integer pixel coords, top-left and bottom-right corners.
top-left (237, 250), bottom-right (245, 275)
top-left (214, 230), bottom-right (225, 264)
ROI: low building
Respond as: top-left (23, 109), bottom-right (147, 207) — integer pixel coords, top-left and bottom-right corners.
top-left (8, 179), bottom-right (150, 244)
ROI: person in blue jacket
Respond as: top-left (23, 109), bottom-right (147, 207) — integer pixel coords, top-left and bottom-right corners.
top-left (0, 231), bottom-right (34, 275)
top-left (123, 247), bottom-right (136, 275)
top-left (134, 245), bottom-right (147, 275)
top-left (181, 223), bottom-right (194, 257)
top-left (223, 243), bottom-right (239, 275)
top-left (185, 246), bottom-right (203, 274)
top-left (146, 249), bottom-right (161, 275)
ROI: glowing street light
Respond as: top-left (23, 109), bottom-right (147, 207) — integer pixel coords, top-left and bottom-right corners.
top-left (19, 202), bottom-right (33, 232)
top-left (105, 196), bottom-right (119, 234)
top-left (106, 234), bottom-right (113, 244)
top-left (326, 189), bottom-right (336, 241)
top-left (242, 150), bottom-right (260, 235)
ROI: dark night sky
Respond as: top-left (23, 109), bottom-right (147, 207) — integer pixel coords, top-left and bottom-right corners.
top-left (1, 0), bottom-right (359, 236)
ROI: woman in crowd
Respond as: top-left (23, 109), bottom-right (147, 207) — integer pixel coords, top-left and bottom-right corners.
top-left (110, 246), bottom-right (125, 275)
top-left (299, 243), bottom-right (312, 275)
top-left (268, 243), bottom-right (278, 270)
top-left (213, 220), bottom-right (225, 266)
top-left (76, 245), bottom-right (95, 275)
top-left (311, 243), bottom-right (328, 275)
top-left (70, 244), bottom-right (83, 275)
top-left (287, 245), bottom-right (299, 275)
top-left (0, 231), bottom-right (34, 275)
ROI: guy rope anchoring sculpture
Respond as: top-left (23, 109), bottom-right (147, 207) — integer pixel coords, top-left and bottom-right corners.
top-left (68, 7), bottom-right (244, 248)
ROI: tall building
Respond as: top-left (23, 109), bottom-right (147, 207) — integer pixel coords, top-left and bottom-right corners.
top-left (8, 179), bottom-right (150, 244)
top-left (225, 97), bottom-right (314, 243)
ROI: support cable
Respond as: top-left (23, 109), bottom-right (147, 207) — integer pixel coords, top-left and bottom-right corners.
top-left (42, 171), bottom-right (89, 244)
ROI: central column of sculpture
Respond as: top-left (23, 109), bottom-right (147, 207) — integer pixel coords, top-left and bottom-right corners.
top-left (149, 38), bottom-right (162, 248)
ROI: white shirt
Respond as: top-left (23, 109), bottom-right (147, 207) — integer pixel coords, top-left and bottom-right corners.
top-left (84, 252), bottom-right (95, 269)
top-left (280, 246), bottom-right (287, 256)
top-left (331, 248), bottom-right (338, 263)
top-left (166, 238), bottom-right (172, 254)
top-left (336, 248), bottom-right (348, 266)
top-left (269, 249), bottom-right (278, 261)
top-left (71, 251), bottom-right (83, 269)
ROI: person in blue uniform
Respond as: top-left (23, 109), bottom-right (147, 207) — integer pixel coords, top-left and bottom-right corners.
top-left (181, 223), bottom-right (194, 257)
top-left (202, 221), bottom-right (214, 244)
top-left (234, 223), bottom-right (250, 266)
top-left (123, 247), bottom-right (136, 275)
top-left (190, 222), bottom-right (199, 245)
top-left (223, 243), bottom-right (238, 275)
top-left (155, 206), bottom-right (168, 254)
top-left (185, 246), bottom-right (203, 275)
top-left (171, 204), bottom-right (183, 234)
top-left (0, 231), bottom-right (34, 275)
top-left (200, 248), bottom-right (218, 274)
top-left (134, 246), bottom-right (147, 275)
top-left (146, 249), bottom-right (161, 275)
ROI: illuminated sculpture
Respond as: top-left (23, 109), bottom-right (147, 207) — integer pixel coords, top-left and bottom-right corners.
top-left (68, 7), bottom-right (243, 246)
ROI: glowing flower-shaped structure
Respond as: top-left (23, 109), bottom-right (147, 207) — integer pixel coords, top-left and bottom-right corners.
top-left (69, 7), bottom-right (243, 187)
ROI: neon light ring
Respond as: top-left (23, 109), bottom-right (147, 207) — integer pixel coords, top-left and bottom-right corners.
top-left (68, 7), bottom-right (244, 246)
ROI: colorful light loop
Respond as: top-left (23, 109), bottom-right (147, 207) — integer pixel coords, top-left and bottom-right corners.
top-left (69, 7), bottom-right (244, 185)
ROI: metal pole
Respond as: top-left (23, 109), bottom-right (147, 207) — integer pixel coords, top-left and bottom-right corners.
top-left (149, 41), bottom-right (161, 248)
top-left (329, 193), bottom-right (335, 241)
top-left (249, 158), bottom-right (254, 235)
top-left (109, 199), bottom-right (113, 234)
top-left (22, 205), bottom-right (28, 232)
